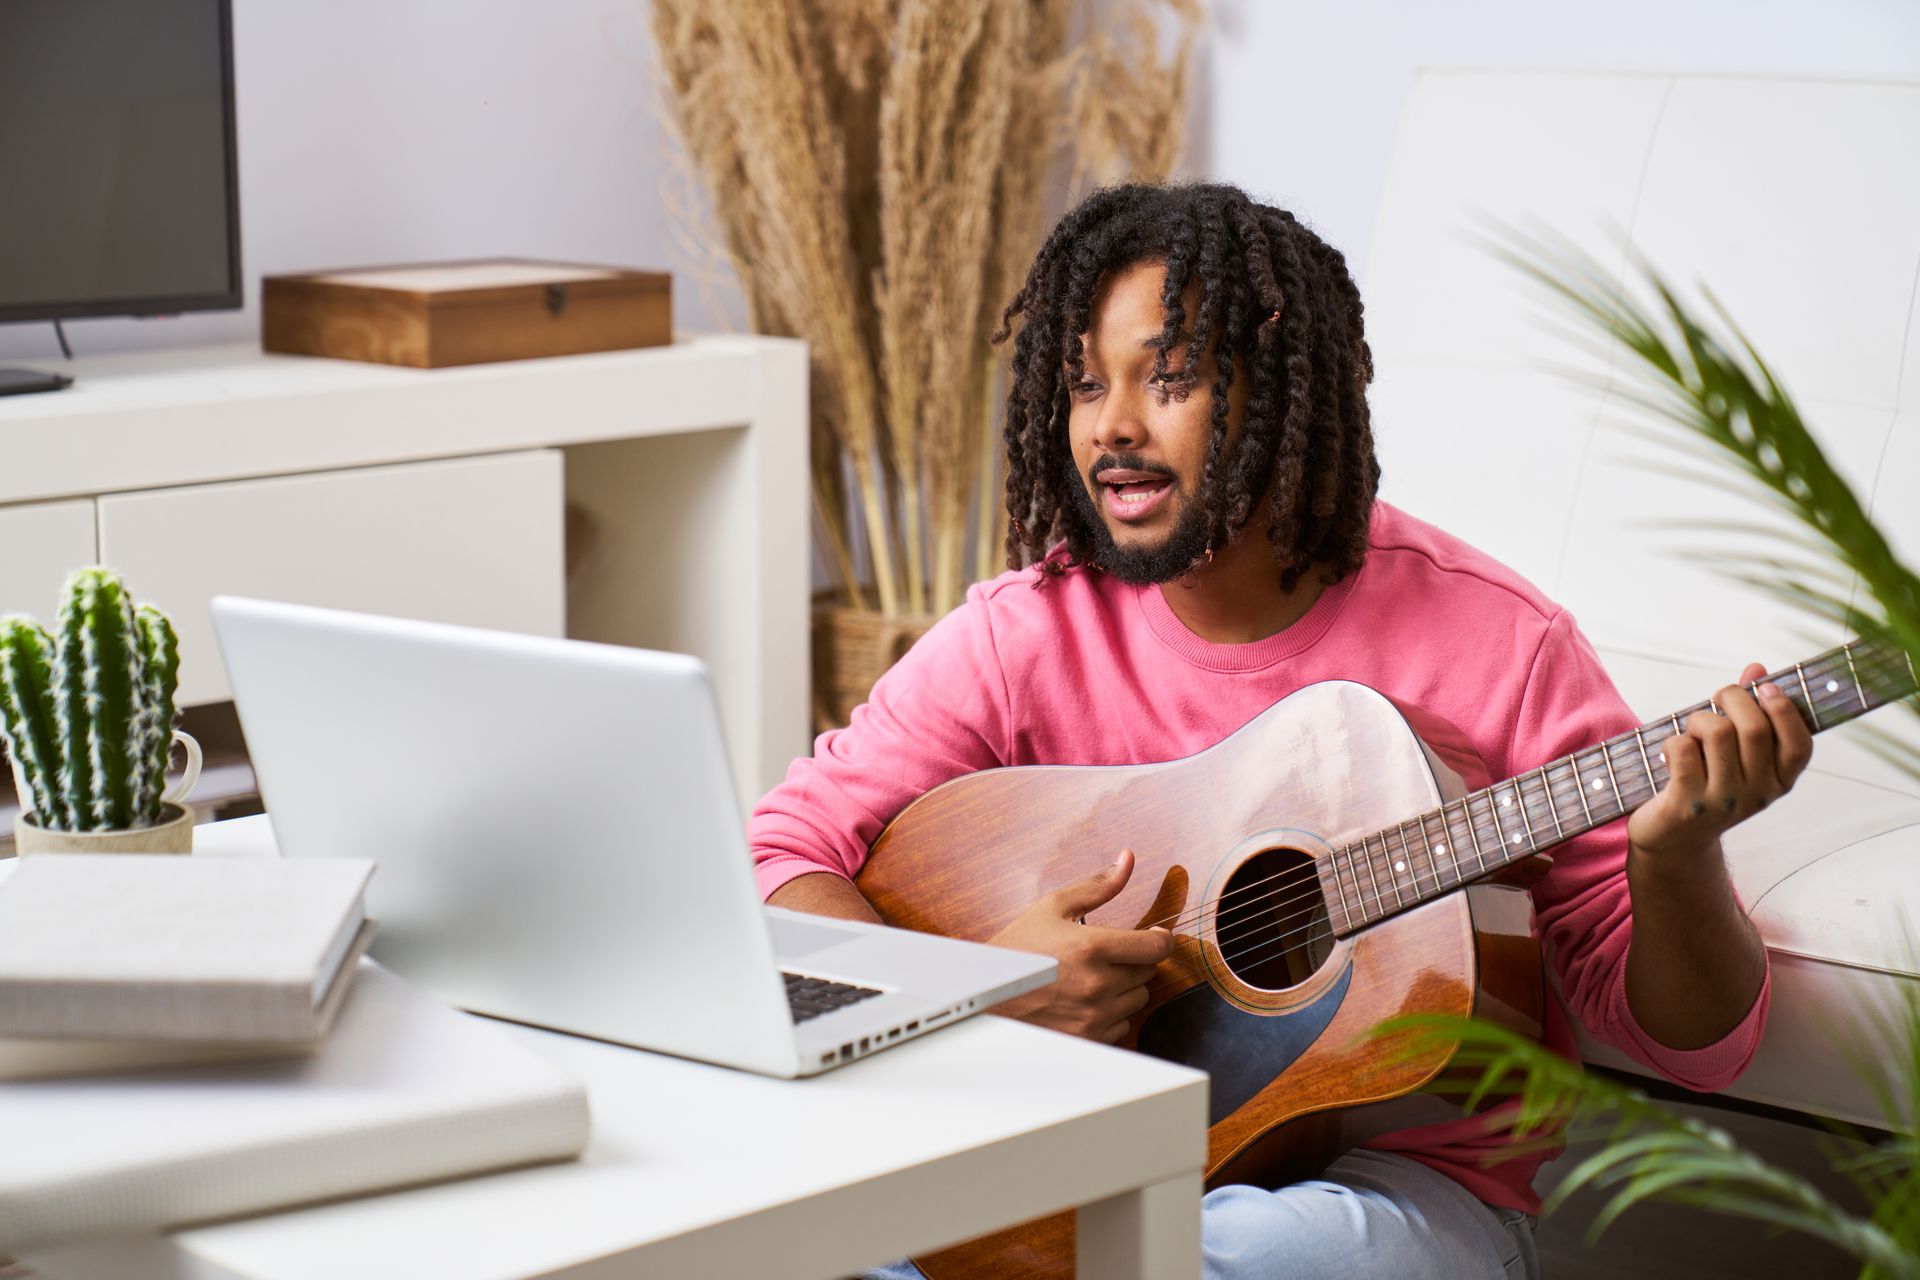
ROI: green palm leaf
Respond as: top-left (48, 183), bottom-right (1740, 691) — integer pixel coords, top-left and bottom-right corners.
top-left (1495, 225), bottom-right (1920, 666)
top-left (1374, 1012), bottom-right (1919, 1277)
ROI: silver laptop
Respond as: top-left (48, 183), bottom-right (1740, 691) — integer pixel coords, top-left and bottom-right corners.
top-left (210, 597), bottom-right (1055, 1078)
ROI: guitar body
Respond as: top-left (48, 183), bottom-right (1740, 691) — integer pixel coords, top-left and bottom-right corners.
top-left (855, 680), bottom-right (1546, 1280)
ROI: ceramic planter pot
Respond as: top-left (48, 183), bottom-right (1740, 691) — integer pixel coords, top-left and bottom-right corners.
top-left (9, 729), bottom-right (203, 857)
top-left (14, 801), bottom-right (197, 855)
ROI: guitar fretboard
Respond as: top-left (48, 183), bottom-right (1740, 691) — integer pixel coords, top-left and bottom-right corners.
top-left (1317, 637), bottom-right (1917, 936)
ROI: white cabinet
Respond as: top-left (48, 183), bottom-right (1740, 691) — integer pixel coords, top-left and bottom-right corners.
top-left (0, 338), bottom-right (808, 804)
top-left (97, 452), bottom-right (565, 707)
top-left (0, 500), bottom-right (97, 619)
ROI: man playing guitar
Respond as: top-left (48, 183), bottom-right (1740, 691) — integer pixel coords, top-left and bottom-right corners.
top-left (751, 182), bottom-right (1810, 1278)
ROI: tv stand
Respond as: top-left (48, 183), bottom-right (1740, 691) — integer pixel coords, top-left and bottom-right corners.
top-left (0, 367), bottom-right (73, 397)
top-left (0, 337), bottom-right (810, 808)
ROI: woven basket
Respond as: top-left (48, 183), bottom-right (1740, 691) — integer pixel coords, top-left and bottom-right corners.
top-left (811, 595), bottom-right (942, 732)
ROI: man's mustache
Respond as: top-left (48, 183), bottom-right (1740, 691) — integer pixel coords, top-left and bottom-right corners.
top-left (1089, 454), bottom-right (1179, 485)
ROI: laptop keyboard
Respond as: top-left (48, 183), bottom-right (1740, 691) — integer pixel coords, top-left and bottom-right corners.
top-left (783, 971), bottom-right (883, 1024)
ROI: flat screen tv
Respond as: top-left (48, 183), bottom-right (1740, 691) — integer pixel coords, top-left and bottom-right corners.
top-left (0, 0), bottom-right (241, 324)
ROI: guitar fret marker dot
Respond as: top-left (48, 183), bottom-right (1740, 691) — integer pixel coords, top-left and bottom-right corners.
top-left (1501, 795), bottom-right (1512, 807)
top-left (1393, 860), bottom-right (1406, 873)
top-left (1510, 834), bottom-right (1523, 845)
top-left (1592, 778), bottom-right (1605, 790)
top-left (1434, 844), bottom-right (1446, 857)
top-left (1826, 679), bottom-right (1839, 693)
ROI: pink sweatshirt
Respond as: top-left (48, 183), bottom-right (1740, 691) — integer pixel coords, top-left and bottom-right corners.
top-left (750, 500), bottom-right (1769, 1213)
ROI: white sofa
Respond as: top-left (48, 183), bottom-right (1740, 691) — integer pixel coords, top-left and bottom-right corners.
top-left (1363, 69), bottom-right (1920, 1127)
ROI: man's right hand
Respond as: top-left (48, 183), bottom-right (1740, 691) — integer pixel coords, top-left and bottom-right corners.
top-left (988, 849), bottom-right (1174, 1044)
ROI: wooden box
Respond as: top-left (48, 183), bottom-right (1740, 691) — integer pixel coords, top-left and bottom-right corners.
top-left (262, 259), bottom-right (671, 368)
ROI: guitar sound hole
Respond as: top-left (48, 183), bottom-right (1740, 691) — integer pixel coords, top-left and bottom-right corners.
top-left (1214, 847), bottom-right (1333, 990)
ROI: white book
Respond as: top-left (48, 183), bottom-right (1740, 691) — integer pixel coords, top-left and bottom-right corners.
top-left (0, 1031), bottom-right (318, 1082)
top-left (0, 854), bottom-right (374, 1041)
top-left (0, 961), bottom-right (592, 1253)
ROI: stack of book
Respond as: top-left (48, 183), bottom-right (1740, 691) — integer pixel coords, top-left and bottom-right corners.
top-left (0, 853), bottom-right (378, 1078)
top-left (0, 855), bottom-right (591, 1255)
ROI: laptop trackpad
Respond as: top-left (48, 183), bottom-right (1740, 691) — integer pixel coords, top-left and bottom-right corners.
top-left (768, 913), bottom-right (864, 959)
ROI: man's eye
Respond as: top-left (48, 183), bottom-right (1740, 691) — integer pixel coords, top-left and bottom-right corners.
top-left (1070, 378), bottom-right (1103, 398)
top-left (1150, 371), bottom-right (1195, 395)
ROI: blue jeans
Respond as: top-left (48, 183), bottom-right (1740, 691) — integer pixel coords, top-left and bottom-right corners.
top-left (865, 1150), bottom-right (1538, 1279)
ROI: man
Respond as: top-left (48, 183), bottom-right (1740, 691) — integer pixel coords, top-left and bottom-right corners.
top-left (751, 183), bottom-right (1810, 1278)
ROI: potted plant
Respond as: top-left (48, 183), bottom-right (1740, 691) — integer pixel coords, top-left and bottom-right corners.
top-left (1375, 233), bottom-right (1920, 1275)
top-left (650, 0), bottom-right (1200, 728)
top-left (0, 567), bottom-right (201, 855)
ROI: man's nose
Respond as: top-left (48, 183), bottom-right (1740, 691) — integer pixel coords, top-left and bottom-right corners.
top-left (1091, 398), bottom-right (1145, 453)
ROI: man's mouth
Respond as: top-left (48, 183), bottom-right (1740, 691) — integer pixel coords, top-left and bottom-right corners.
top-left (1095, 468), bottom-right (1176, 523)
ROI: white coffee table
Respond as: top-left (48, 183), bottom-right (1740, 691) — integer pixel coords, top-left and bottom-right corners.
top-left (13, 818), bottom-right (1209, 1280)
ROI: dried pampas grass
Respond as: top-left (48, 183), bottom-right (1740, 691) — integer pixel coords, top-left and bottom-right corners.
top-left (653, 0), bottom-right (1200, 616)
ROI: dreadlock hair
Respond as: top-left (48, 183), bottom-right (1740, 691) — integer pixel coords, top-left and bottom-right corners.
top-left (992, 181), bottom-right (1379, 593)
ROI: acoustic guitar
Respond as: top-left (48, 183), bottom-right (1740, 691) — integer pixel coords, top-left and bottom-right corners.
top-left (856, 636), bottom-right (1916, 1279)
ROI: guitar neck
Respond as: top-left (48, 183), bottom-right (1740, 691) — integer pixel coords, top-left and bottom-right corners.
top-left (1320, 636), bottom-right (1918, 937)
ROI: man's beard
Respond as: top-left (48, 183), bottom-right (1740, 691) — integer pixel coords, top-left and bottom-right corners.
top-left (1063, 455), bottom-right (1215, 586)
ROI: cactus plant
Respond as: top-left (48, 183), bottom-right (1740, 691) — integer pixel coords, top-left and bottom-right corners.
top-left (134, 604), bottom-right (182, 822)
top-left (0, 617), bottom-right (67, 829)
top-left (0, 568), bottom-right (182, 833)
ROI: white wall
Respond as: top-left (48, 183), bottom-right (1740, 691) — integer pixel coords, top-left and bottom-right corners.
top-left (9, 1), bottom-right (1918, 364)
top-left (1200, 0), bottom-right (1920, 288)
top-left (0, 0), bottom-right (739, 362)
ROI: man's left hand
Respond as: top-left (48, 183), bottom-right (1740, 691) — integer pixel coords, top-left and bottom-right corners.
top-left (1625, 661), bottom-right (1814, 875)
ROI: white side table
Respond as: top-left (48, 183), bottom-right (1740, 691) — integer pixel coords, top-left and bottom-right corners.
top-left (13, 819), bottom-right (1209, 1280)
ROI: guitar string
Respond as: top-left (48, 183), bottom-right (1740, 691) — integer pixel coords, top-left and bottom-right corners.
top-left (1139, 647), bottom-right (1916, 997)
top-left (1141, 709), bottom-right (1833, 996)
top-left (1117, 652), bottom-right (1890, 944)
top-left (1135, 726), bottom-right (1671, 945)
top-left (1120, 672), bottom-right (1774, 941)
top-left (1118, 723), bottom-right (1674, 944)
top-left (1121, 745), bottom-right (1644, 954)
top-left (1127, 650), bottom-right (1910, 997)
top-left (1142, 915), bottom-right (1337, 1001)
